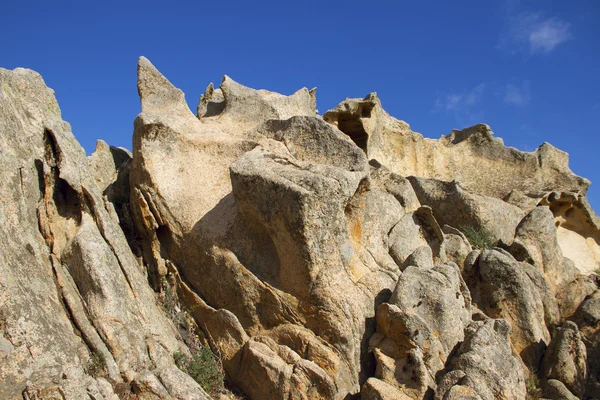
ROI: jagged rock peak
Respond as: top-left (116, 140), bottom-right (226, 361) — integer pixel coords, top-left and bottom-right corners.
top-left (137, 56), bottom-right (190, 115)
top-left (2, 59), bottom-right (600, 400)
top-left (197, 73), bottom-right (318, 131)
top-left (325, 92), bottom-right (590, 201)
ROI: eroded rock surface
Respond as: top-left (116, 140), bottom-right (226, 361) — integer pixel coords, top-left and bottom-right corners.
top-left (324, 95), bottom-right (588, 200)
top-left (0, 67), bottom-right (210, 399)
top-left (2, 57), bottom-right (600, 400)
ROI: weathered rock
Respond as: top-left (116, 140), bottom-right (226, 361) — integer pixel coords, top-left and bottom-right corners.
top-left (130, 57), bottom-right (413, 398)
top-left (88, 139), bottom-right (131, 193)
top-left (509, 206), bottom-right (578, 290)
top-left (540, 321), bottom-right (587, 398)
top-left (542, 192), bottom-right (600, 276)
top-left (470, 249), bottom-right (556, 369)
top-left (368, 160), bottom-right (420, 214)
top-left (570, 290), bottom-right (600, 398)
top-left (401, 245), bottom-right (434, 271)
top-left (388, 206), bottom-right (446, 267)
top-left (369, 263), bottom-right (471, 397)
top-left (556, 274), bottom-right (598, 320)
top-left (197, 75), bottom-right (316, 133)
top-left (324, 95), bottom-right (589, 200)
top-left (408, 177), bottom-right (525, 245)
top-left (542, 379), bottom-right (579, 400)
top-left (361, 377), bottom-right (413, 400)
top-left (0, 66), bottom-right (209, 398)
top-left (435, 319), bottom-right (527, 400)
top-left (442, 225), bottom-right (473, 268)
top-left (234, 337), bottom-right (336, 400)
top-left (5, 57), bottom-right (600, 400)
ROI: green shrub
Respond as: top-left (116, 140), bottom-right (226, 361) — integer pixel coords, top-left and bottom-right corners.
top-left (526, 373), bottom-right (542, 399)
top-left (174, 346), bottom-right (224, 395)
top-left (461, 226), bottom-right (497, 249)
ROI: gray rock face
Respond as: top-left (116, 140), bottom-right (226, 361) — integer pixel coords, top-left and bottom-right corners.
top-left (435, 319), bottom-right (527, 400)
top-left (0, 67), bottom-right (209, 399)
top-left (470, 249), bottom-right (557, 370)
top-left (571, 290), bottom-right (600, 398)
top-left (3, 57), bottom-right (600, 400)
top-left (540, 321), bottom-right (587, 398)
top-left (367, 263), bottom-right (472, 398)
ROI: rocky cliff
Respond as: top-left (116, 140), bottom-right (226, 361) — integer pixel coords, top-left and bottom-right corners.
top-left (1, 58), bottom-right (599, 400)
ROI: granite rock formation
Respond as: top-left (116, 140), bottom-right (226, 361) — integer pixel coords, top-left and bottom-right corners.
top-left (1, 57), bottom-right (599, 399)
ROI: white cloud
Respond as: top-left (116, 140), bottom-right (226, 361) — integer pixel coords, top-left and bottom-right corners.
top-left (504, 81), bottom-right (531, 105)
top-left (529, 18), bottom-right (572, 53)
top-left (434, 83), bottom-right (486, 113)
top-left (499, 12), bottom-right (572, 55)
top-left (434, 84), bottom-right (487, 127)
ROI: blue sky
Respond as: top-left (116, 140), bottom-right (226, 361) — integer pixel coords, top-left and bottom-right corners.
top-left (2, 1), bottom-right (599, 209)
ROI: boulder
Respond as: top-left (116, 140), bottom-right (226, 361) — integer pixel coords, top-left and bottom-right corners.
top-left (555, 274), bottom-right (598, 320)
top-left (408, 177), bottom-right (524, 245)
top-left (388, 206), bottom-right (446, 267)
top-left (542, 379), bottom-right (579, 400)
top-left (129, 57), bottom-right (415, 398)
top-left (470, 249), bottom-right (557, 369)
top-left (509, 206), bottom-right (577, 290)
top-left (442, 225), bottom-right (473, 268)
top-left (435, 319), bottom-right (527, 400)
top-left (369, 263), bottom-right (471, 397)
top-left (571, 290), bottom-right (600, 398)
top-left (540, 321), bottom-right (587, 398)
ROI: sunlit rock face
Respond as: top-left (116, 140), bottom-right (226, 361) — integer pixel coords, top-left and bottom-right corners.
top-left (1, 57), bottom-right (599, 399)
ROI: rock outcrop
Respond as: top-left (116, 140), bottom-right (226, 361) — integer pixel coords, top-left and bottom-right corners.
top-left (0, 67), bottom-right (210, 399)
top-left (1, 57), bottom-right (600, 400)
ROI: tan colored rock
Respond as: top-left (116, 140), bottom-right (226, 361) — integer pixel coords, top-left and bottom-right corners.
top-left (388, 206), bottom-right (446, 268)
top-left (509, 206), bottom-right (578, 290)
top-left (7, 56), bottom-right (600, 399)
top-left (324, 94), bottom-right (589, 200)
top-left (129, 57), bottom-right (419, 398)
top-left (88, 139), bottom-right (131, 193)
top-left (361, 378), bottom-right (414, 400)
top-left (197, 74), bottom-right (316, 133)
top-left (542, 379), bottom-right (579, 400)
top-left (408, 177), bottom-right (525, 245)
top-left (541, 192), bottom-right (600, 276)
top-left (555, 274), bottom-right (598, 320)
top-left (234, 337), bottom-right (336, 400)
top-left (442, 225), bottom-right (473, 268)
